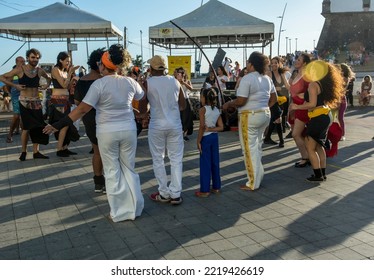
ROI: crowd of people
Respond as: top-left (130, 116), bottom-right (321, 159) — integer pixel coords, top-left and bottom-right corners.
top-left (0, 45), bottom-right (367, 222)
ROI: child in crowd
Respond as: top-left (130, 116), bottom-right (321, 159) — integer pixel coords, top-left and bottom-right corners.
top-left (196, 88), bottom-right (224, 197)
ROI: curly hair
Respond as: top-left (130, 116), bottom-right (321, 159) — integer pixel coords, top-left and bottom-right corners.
top-left (108, 44), bottom-right (132, 70)
top-left (319, 62), bottom-right (345, 108)
top-left (88, 48), bottom-right (106, 71)
top-left (26, 48), bottom-right (42, 59)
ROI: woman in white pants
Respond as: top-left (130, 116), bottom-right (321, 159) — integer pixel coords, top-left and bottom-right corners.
top-left (223, 52), bottom-right (277, 191)
top-left (43, 44), bottom-right (144, 222)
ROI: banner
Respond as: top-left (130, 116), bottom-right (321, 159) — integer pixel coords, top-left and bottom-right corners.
top-left (167, 55), bottom-right (191, 79)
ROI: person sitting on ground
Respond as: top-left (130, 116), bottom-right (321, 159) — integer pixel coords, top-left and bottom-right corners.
top-left (359, 75), bottom-right (372, 106)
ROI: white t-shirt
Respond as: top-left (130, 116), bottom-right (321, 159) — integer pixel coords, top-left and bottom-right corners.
top-left (236, 71), bottom-right (275, 112)
top-left (217, 75), bottom-right (228, 90)
top-left (83, 75), bottom-right (144, 133)
top-left (146, 75), bottom-right (182, 131)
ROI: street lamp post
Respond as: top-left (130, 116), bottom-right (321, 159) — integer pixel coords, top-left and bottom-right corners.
top-left (289, 38), bottom-right (292, 54)
top-left (295, 38), bottom-right (298, 52)
top-left (285, 36), bottom-right (288, 54)
top-left (313, 39), bottom-right (316, 49)
top-left (277, 3), bottom-right (287, 56)
top-left (140, 30), bottom-right (143, 71)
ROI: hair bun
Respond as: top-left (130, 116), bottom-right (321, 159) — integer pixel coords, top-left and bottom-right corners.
top-left (108, 44), bottom-right (124, 65)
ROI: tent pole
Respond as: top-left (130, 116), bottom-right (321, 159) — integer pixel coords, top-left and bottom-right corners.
top-left (140, 30), bottom-right (144, 72)
top-left (194, 48), bottom-right (197, 78)
top-left (269, 42), bottom-right (272, 59)
top-left (67, 38), bottom-right (73, 64)
top-left (169, 20), bottom-right (224, 108)
top-left (86, 39), bottom-right (89, 64)
top-left (123, 27), bottom-right (127, 49)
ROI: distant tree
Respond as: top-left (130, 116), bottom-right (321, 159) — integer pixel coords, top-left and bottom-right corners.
top-left (132, 55), bottom-right (143, 69)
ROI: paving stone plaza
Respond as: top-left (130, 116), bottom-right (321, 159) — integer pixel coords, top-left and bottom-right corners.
top-left (0, 105), bottom-right (374, 260)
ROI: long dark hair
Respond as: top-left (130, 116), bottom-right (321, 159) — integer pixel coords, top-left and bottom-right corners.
top-left (271, 56), bottom-right (286, 74)
top-left (201, 88), bottom-right (218, 110)
top-left (319, 62), bottom-right (345, 107)
top-left (217, 65), bottom-right (228, 76)
top-left (55, 51), bottom-right (70, 70)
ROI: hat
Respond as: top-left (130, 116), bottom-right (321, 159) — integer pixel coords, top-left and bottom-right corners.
top-left (148, 55), bottom-right (167, 70)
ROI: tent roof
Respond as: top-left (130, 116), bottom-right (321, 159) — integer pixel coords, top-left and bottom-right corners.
top-left (149, 0), bottom-right (274, 49)
top-left (0, 2), bottom-right (123, 42)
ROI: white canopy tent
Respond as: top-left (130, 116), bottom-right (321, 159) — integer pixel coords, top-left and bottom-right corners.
top-left (149, 0), bottom-right (274, 52)
top-left (0, 2), bottom-right (123, 42)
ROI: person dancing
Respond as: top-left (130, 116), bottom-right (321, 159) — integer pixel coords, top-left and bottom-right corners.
top-left (74, 48), bottom-right (106, 194)
top-left (289, 53), bottom-right (311, 168)
top-left (223, 52), bottom-right (277, 191)
top-left (44, 44), bottom-right (144, 222)
top-left (5, 57), bottom-right (26, 143)
top-left (290, 60), bottom-right (344, 182)
top-left (0, 48), bottom-right (51, 161)
top-left (50, 51), bottom-right (80, 157)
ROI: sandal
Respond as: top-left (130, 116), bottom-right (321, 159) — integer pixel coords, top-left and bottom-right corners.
top-left (240, 185), bottom-right (254, 191)
top-left (210, 189), bottom-right (221, 194)
top-left (195, 191), bottom-right (210, 197)
top-left (6, 136), bottom-right (13, 143)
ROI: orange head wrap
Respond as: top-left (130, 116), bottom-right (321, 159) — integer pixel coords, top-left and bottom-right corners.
top-left (101, 51), bottom-right (117, 70)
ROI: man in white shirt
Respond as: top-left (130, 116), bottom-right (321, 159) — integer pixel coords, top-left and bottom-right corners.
top-left (145, 55), bottom-right (186, 205)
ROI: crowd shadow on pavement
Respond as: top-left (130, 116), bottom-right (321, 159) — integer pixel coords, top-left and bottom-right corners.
top-left (1, 106), bottom-right (374, 260)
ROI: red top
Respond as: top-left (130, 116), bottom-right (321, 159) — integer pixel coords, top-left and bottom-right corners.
top-left (289, 77), bottom-right (310, 123)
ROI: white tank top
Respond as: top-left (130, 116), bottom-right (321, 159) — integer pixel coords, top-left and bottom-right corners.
top-left (203, 105), bottom-right (220, 136)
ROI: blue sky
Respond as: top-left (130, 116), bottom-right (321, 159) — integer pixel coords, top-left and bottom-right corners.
top-left (0, 0), bottom-right (324, 73)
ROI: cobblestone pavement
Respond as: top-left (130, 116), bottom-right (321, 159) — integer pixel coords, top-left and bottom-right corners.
top-left (0, 105), bottom-right (374, 260)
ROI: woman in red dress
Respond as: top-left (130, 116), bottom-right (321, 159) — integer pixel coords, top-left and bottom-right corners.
top-left (289, 53), bottom-right (311, 167)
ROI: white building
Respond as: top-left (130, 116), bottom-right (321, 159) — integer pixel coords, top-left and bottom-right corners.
top-left (325, 0), bottom-right (374, 13)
